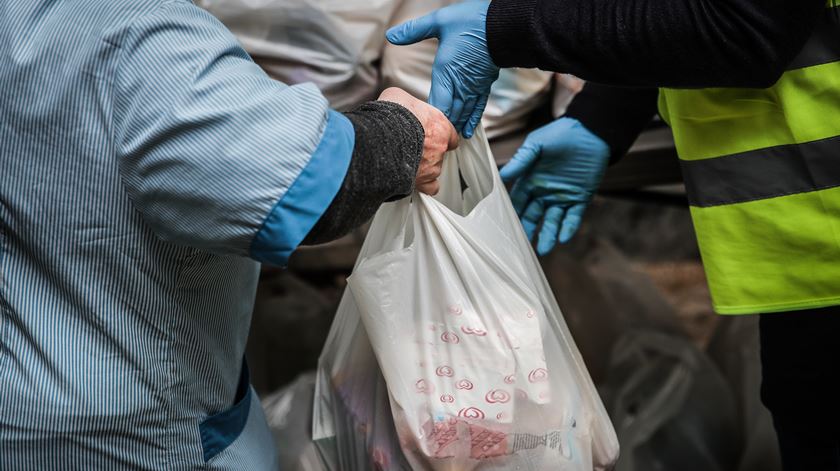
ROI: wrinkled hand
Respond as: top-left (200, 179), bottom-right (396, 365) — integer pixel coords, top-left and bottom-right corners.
top-left (379, 87), bottom-right (459, 195)
top-left (386, 1), bottom-right (499, 139)
top-left (500, 118), bottom-right (610, 255)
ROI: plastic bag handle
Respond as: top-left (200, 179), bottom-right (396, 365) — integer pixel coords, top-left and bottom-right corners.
top-left (416, 125), bottom-right (500, 219)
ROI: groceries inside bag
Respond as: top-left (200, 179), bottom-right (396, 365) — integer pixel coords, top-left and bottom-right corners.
top-left (313, 126), bottom-right (619, 470)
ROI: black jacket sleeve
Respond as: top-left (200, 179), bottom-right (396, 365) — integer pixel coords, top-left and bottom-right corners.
top-left (564, 83), bottom-right (659, 162)
top-left (486, 0), bottom-right (824, 88)
top-left (302, 101), bottom-right (424, 246)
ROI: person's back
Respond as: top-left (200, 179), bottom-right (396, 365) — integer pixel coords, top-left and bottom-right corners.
top-left (0, 0), bottom-right (338, 467)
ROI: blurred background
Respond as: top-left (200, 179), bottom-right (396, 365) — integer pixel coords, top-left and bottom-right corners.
top-left (198, 1), bottom-right (781, 469)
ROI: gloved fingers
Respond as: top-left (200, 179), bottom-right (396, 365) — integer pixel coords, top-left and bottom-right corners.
top-left (429, 81), bottom-right (454, 119)
top-left (448, 97), bottom-right (465, 127)
top-left (509, 179), bottom-right (531, 216)
top-left (499, 144), bottom-right (540, 182)
top-left (537, 205), bottom-right (565, 256)
top-left (559, 202), bottom-right (587, 243)
top-left (386, 13), bottom-right (440, 45)
top-left (520, 198), bottom-right (545, 241)
top-left (456, 96), bottom-right (478, 135)
top-left (463, 93), bottom-right (489, 139)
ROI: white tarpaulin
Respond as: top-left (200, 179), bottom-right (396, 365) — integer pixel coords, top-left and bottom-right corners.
top-left (200, 0), bottom-right (402, 110)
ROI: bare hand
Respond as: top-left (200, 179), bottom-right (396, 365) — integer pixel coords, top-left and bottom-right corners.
top-left (378, 87), bottom-right (459, 195)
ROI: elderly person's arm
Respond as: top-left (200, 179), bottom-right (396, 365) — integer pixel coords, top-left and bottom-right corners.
top-left (114, 2), bottom-right (456, 266)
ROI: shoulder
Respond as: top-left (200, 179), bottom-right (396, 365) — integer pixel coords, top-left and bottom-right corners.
top-left (103, 0), bottom-right (228, 49)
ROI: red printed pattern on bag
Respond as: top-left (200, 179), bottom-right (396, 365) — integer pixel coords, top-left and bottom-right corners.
top-left (455, 379), bottom-right (474, 390)
top-left (528, 368), bottom-right (548, 383)
top-left (441, 331), bottom-right (460, 343)
top-left (416, 379), bottom-right (434, 394)
top-left (435, 366), bottom-right (454, 377)
top-left (460, 326), bottom-right (487, 336)
top-left (485, 389), bottom-right (511, 404)
top-left (458, 407), bottom-right (485, 420)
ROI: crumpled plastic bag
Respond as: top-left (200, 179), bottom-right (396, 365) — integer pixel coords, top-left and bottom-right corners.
top-left (262, 373), bottom-right (330, 471)
top-left (314, 126), bottom-right (619, 470)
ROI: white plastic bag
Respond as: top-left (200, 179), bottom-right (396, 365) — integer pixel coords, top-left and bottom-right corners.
top-left (381, 0), bottom-right (553, 140)
top-left (262, 373), bottom-right (329, 471)
top-left (314, 126), bottom-right (618, 470)
top-left (199, 0), bottom-right (402, 110)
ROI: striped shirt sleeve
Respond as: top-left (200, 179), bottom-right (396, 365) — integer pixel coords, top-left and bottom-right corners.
top-left (113, 0), bottom-right (353, 261)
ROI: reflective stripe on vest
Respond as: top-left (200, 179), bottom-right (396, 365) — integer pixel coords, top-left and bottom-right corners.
top-left (659, 2), bottom-right (840, 314)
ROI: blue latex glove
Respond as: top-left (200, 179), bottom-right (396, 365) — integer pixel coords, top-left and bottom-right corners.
top-left (500, 118), bottom-right (611, 255)
top-left (386, 1), bottom-right (499, 139)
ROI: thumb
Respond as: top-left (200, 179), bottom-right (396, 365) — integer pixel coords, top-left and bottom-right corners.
top-left (499, 143), bottom-right (540, 182)
top-left (386, 13), bottom-right (440, 46)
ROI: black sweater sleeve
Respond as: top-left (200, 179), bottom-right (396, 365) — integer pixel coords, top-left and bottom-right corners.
top-left (301, 101), bottom-right (424, 246)
top-left (486, 0), bottom-right (824, 88)
top-left (564, 83), bottom-right (659, 162)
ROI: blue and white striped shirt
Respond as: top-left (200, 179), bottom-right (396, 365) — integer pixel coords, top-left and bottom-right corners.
top-left (0, 0), bottom-right (353, 468)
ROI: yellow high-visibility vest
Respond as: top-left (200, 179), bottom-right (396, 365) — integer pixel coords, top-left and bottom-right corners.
top-left (659, 2), bottom-right (840, 314)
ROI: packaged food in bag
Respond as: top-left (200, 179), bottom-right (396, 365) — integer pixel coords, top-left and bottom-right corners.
top-left (314, 126), bottom-right (619, 470)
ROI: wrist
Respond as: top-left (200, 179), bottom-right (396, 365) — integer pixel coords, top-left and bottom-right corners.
top-left (576, 120), bottom-right (611, 163)
top-left (301, 102), bottom-right (423, 246)
top-left (344, 101), bottom-right (424, 198)
top-left (564, 84), bottom-right (659, 163)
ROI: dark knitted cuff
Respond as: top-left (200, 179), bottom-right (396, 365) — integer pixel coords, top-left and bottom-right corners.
top-left (302, 101), bottom-right (424, 246)
top-left (564, 83), bottom-right (660, 163)
top-left (486, 0), bottom-right (540, 68)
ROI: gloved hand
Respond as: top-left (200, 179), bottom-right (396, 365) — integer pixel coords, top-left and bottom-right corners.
top-left (386, 1), bottom-right (499, 139)
top-left (500, 118), bottom-right (610, 255)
